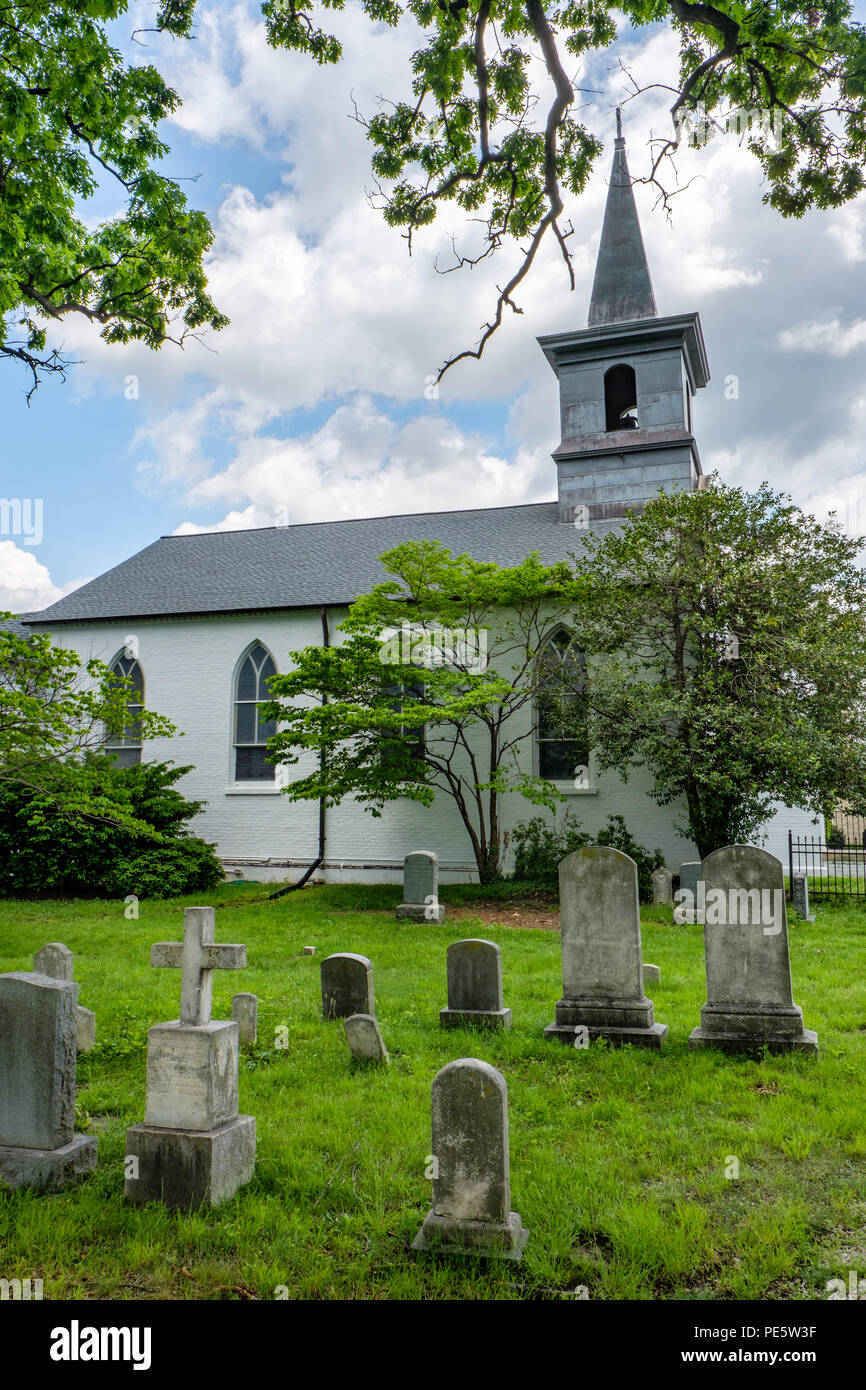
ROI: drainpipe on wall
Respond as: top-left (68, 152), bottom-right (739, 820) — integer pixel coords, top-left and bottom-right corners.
top-left (268, 606), bottom-right (329, 900)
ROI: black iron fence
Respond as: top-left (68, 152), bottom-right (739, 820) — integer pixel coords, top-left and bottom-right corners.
top-left (788, 828), bottom-right (866, 902)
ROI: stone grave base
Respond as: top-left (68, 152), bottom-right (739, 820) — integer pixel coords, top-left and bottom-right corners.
top-left (545, 994), bottom-right (667, 1049)
top-left (545, 1021), bottom-right (668, 1050)
top-left (396, 904), bottom-right (446, 923)
top-left (689, 1004), bottom-right (818, 1056)
top-left (125, 1115), bottom-right (255, 1209)
top-left (412, 1209), bottom-right (528, 1261)
top-left (439, 1006), bottom-right (512, 1030)
top-left (0, 1134), bottom-right (97, 1192)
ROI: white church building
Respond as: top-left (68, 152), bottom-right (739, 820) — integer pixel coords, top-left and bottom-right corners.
top-left (26, 125), bottom-right (816, 883)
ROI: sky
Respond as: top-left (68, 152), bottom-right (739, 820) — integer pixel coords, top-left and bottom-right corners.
top-left (3, 0), bottom-right (866, 612)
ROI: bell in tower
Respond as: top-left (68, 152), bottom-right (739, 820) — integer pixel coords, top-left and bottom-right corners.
top-left (538, 110), bottom-right (710, 524)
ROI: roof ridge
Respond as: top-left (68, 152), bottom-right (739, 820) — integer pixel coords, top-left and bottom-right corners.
top-left (158, 499), bottom-right (558, 539)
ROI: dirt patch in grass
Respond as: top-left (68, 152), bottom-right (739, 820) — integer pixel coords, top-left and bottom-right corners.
top-left (447, 901), bottom-right (561, 932)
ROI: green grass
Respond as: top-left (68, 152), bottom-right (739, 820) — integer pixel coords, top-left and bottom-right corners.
top-left (0, 883), bottom-right (864, 1300)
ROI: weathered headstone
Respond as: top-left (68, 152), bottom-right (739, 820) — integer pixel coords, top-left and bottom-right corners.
top-left (791, 872), bottom-right (815, 923)
top-left (125, 906), bottom-right (256, 1208)
top-left (396, 851), bottom-right (446, 923)
top-left (343, 1013), bottom-right (389, 1064)
top-left (33, 942), bottom-right (95, 1053)
top-left (651, 867), bottom-right (673, 905)
top-left (232, 993), bottom-right (258, 1047)
top-left (0, 973), bottom-right (97, 1191)
top-left (440, 939), bottom-right (511, 1030)
top-left (643, 963), bottom-right (660, 984)
top-left (676, 861), bottom-right (703, 923)
top-left (320, 953), bottom-right (374, 1019)
top-left (412, 1058), bottom-right (527, 1260)
top-left (545, 846), bottom-right (667, 1049)
top-left (689, 846), bottom-right (818, 1056)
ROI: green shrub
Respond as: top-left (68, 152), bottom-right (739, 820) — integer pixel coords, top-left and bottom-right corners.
top-left (510, 811), bottom-right (664, 901)
top-left (0, 754), bottom-right (222, 899)
top-left (595, 814), bottom-right (665, 903)
top-left (827, 825), bottom-right (846, 849)
top-left (511, 812), bottom-right (590, 887)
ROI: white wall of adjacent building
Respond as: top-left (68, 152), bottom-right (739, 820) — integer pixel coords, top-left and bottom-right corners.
top-left (32, 611), bottom-right (820, 884)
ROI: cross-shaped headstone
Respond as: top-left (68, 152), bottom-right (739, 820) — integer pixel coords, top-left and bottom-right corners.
top-left (151, 907), bottom-right (246, 1026)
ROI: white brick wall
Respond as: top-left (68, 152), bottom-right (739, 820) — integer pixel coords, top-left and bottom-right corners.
top-left (32, 612), bottom-right (818, 883)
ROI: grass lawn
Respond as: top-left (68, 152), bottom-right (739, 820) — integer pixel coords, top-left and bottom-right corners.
top-left (0, 882), bottom-right (864, 1301)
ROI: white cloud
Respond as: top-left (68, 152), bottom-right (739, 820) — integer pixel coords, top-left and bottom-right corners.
top-left (827, 197), bottom-right (866, 264)
top-left (0, 542), bottom-right (90, 614)
top-left (778, 317), bottom-right (866, 358)
top-left (172, 393), bottom-right (551, 531)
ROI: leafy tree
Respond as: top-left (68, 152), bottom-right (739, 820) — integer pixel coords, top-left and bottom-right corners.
top-left (568, 478), bottom-right (866, 858)
top-left (0, 0), bottom-right (227, 397)
top-left (0, 615), bottom-right (176, 829)
top-left (264, 0), bottom-right (866, 374)
top-left (0, 753), bottom-right (223, 898)
top-left (262, 540), bottom-right (582, 882)
top-left (6, 3), bottom-right (865, 392)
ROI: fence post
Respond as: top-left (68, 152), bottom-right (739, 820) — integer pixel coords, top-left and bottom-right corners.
top-left (788, 829), bottom-right (794, 903)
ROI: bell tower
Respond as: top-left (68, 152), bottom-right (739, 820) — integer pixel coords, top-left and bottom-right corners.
top-left (538, 110), bottom-right (710, 523)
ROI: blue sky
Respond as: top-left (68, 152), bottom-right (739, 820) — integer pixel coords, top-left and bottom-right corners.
top-left (3, 0), bottom-right (866, 610)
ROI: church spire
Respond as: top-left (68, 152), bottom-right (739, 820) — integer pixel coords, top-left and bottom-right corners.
top-left (587, 108), bottom-right (657, 328)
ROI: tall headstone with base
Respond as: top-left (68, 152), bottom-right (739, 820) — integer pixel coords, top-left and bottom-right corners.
top-left (33, 942), bottom-right (95, 1052)
top-left (688, 845), bottom-right (818, 1056)
top-left (791, 872), bottom-right (815, 923)
top-left (440, 939), bottom-right (511, 1029)
top-left (125, 906), bottom-right (256, 1209)
top-left (320, 953), bottom-right (374, 1019)
top-left (651, 867), bottom-right (673, 905)
top-left (0, 973), bottom-right (97, 1191)
top-left (412, 1058), bottom-right (527, 1261)
top-left (396, 851), bottom-right (446, 923)
top-left (544, 846), bottom-right (667, 1049)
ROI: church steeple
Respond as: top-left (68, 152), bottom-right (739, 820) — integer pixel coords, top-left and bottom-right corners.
top-left (588, 108), bottom-right (657, 328)
top-left (537, 109), bottom-right (710, 523)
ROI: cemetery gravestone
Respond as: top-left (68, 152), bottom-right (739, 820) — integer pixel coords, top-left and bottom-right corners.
top-left (343, 1014), bottom-right (389, 1064)
top-left (642, 963), bottom-right (660, 984)
top-left (651, 867), bottom-right (673, 904)
top-left (545, 846), bottom-right (667, 1049)
top-left (33, 942), bottom-right (95, 1052)
top-left (321, 953), bottom-right (374, 1020)
top-left (232, 993), bottom-right (258, 1047)
top-left (689, 845), bottom-right (818, 1056)
top-left (676, 861), bottom-right (703, 923)
top-left (412, 1058), bottom-right (527, 1260)
top-left (125, 906), bottom-right (256, 1209)
top-left (791, 872), bottom-right (815, 923)
top-left (0, 973), bottom-right (97, 1191)
top-left (439, 939), bottom-right (511, 1030)
top-left (396, 851), bottom-right (446, 923)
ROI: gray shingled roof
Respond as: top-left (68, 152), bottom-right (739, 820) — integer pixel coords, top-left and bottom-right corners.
top-left (27, 502), bottom-right (611, 624)
top-left (0, 617), bottom-right (32, 636)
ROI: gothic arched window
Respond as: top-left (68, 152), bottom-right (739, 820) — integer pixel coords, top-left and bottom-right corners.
top-left (604, 363), bottom-right (638, 432)
top-left (105, 653), bottom-right (144, 767)
top-left (234, 643), bottom-right (277, 781)
top-left (536, 631), bottom-right (589, 780)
